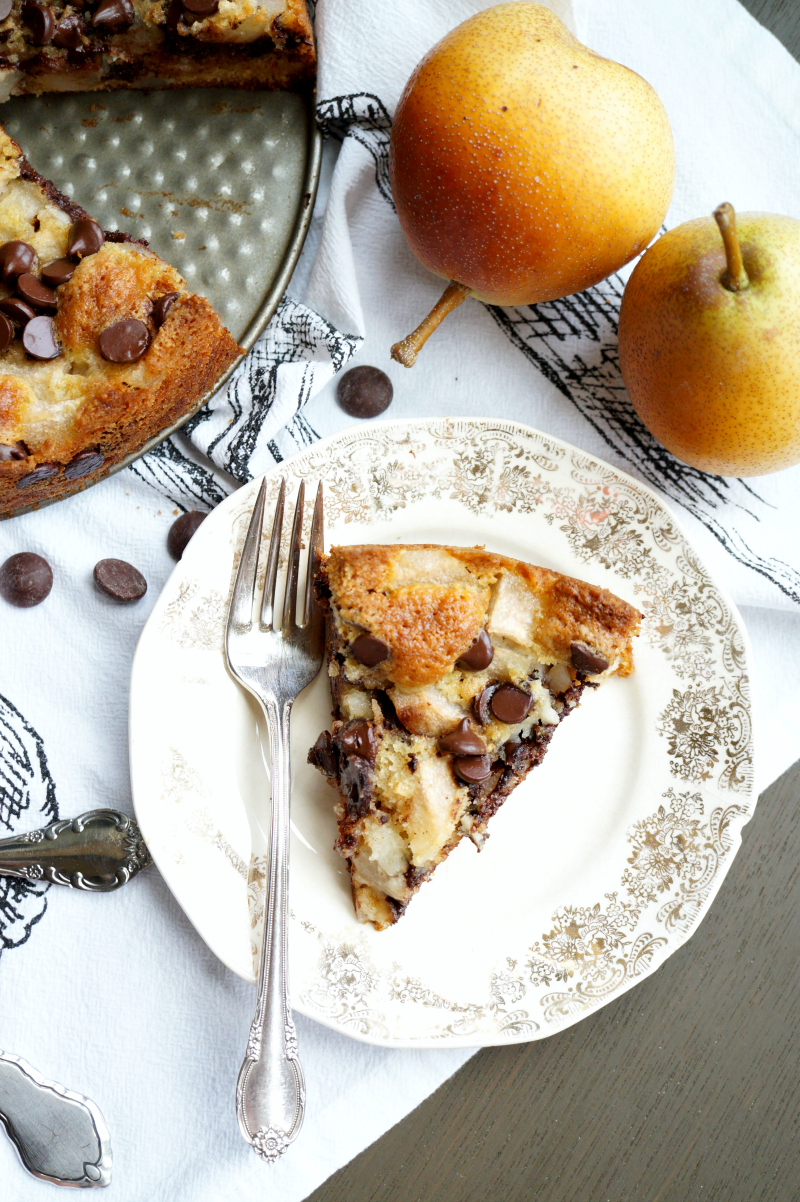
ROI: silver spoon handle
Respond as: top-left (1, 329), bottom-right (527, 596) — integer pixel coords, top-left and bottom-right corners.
top-left (0, 810), bottom-right (151, 891)
top-left (236, 698), bottom-right (304, 1163)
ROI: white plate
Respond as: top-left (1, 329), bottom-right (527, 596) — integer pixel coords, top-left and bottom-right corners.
top-left (129, 418), bottom-right (755, 1048)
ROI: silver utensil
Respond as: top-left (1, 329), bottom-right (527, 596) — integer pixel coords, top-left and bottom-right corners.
top-left (0, 810), bottom-right (151, 891)
top-left (0, 1051), bottom-right (112, 1188)
top-left (225, 477), bottom-right (324, 1163)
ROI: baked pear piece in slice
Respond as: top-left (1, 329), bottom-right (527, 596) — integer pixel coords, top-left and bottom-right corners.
top-left (0, 126), bottom-right (241, 515)
top-left (308, 544), bottom-right (641, 931)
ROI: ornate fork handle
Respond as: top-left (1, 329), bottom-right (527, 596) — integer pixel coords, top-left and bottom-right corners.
top-left (0, 810), bottom-right (151, 891)
top-left (235, 696), bottom-right (305, 1162)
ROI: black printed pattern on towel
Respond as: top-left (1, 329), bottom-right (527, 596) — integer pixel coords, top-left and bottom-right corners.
top-left (128, 433), bottom-right (230, 513)
top-left (317, 93), bottom-right (394, 208)
top-left (486, 275), bottom-right (800, 605)
top-left (0, 696), bottom-right (58, 953)
top-left (185, 297), bottom-right (360, 482)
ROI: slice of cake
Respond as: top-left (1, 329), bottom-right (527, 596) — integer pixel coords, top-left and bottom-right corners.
top-left (0, 0), bottom-right (314, 101)
top-left (0, 125), bottom-right (241, 514)
top-left (308, 544), bottom-right (640, 930)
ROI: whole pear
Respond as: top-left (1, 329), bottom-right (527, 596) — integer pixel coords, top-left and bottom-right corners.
top-left (390, 2), bottom-right (675, 365)
top-left (619, 204), bottom-right (800, 477)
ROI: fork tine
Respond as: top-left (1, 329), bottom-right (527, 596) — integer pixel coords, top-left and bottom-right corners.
top-left (229, 479), bottom-right (267, 632)
top-left (281, 481), bottom-right (305, 635)
top-left (259, 477), bottom-right (286, 632)
top-left (303, 483), bottom-right (324, 629)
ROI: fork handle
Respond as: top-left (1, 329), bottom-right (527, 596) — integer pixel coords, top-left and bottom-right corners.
top-left (235, 698), bottom-right (305, 1162)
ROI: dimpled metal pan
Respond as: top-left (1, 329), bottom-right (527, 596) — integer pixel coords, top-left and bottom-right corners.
top-left (2, 85), bottom-right (321, 518)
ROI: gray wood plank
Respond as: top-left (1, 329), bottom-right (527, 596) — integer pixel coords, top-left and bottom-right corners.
top-left (308, 759), bottom-right (800, 1202)
top-left (738, 0), bottom-right (800, 58)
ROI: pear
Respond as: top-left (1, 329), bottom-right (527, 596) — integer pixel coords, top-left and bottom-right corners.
top-left (389, 2), bottom-right (674, 366)
top-left (619, 203), bottom-right (800, 477)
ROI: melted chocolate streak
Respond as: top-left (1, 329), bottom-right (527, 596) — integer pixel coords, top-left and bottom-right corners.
top-left (0, 694), bottom-right (58, 954)
top-left (319, 90), bottom-right (799, 605)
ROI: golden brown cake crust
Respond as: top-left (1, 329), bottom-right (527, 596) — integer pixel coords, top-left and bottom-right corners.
top-left (0, 129), bottom-right (241, 515)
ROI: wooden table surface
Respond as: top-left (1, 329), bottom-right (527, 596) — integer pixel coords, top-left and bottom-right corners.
top-left (308, 4), bottom-right (800, 1199)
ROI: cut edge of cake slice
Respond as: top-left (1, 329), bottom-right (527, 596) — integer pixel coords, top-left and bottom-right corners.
top-left (308, 543), bottom-right (641, 931)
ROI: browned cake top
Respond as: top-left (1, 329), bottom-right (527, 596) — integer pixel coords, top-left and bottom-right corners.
top-left (325, 543), bottom-right (640, 688)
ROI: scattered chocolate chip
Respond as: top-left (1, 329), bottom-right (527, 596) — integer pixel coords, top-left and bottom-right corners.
top-left (0, 0), bottom-right (12, 21)
top-left (93, 558), bottom-right (147, 602)
top-left (0, 440), bottom-right (28, 461)
top-left (41, 257), bottom-right (76, 288)
top-left (64, 449), bottom-right (104, 480)
top-left (22, 0), bottom-right (55, 43)
top-left (0, 240), bottom-right (35, 287)
top-left (53, 12), bottom-right (86, 47)
top-left (337, 365), bottom-right (393, 419)
top-left (182, 0), bottom-right (218, 14)
top-left (16, 273), bottom-right (58, 312)
top-left (453, 754), bottom-right (493, 784)
top-left (350, 633), bottom-right (389, 668)
top-left (490, 683), bottom-right (532, 724)
top-left (0, 312), bottom-right (12, 353)
top-left (308, 730), bottom-right (338, 777)
top-left (340, 719), bottom-right (377, 762)
top-left (570, 641), bottom-right (610, 675)
top-left (438, 718), bottom-right (487, 757)
top-left (17, 462), bottom-right (58, 488)
top-left (99, 318), bottom-right (150, 363)
top-left (0, 297), bottom-right (36, 327)
top-left (164, 0), bottom-right (182, 29)
top-left (457, 628), bottom-right (494, 671)
top-left (68, 218), bottom-right (104, 260)
top-left (0, 552), bottom-right (53, 607)
top-left (167, 509), bottom-right (206, 560)
top-left (91, 0), bottom-right (134, 32)
top-left (152, 291), bottom-right (179, 327)
top-left (22, 315), bottom-right (60, 360)
top-left (474, 685), bottom-right (495, 726)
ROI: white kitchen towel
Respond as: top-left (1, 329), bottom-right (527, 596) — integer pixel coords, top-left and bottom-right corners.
top-left (1, 1), bottom-right (799, 1200)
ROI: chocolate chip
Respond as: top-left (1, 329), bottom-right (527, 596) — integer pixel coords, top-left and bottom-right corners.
top-left (0, 241), bottom-right (35, 287)
top-left (570, 641), bottom-right (610, 675)
top-left (22, 0), bottom-right (55, 43)
top-left (91, 0), bottom-right (134, 32)
top-left (490, 683), bottom-right (532, 724)
top-left (16, 273), bottom-right (57, 312)
top-left (0, 552), bottom-right (53, 607)
top-left (68, 218), bottom-right (104, 260)
top-left (0, 0), bottom-right (12, 21)
top-left (167, 509), bottom-right (206, 560)
top-left (182, 0), bottom-right (218, 14)
top-left (152, 291), bottom-right (179, 327)
top-left (438, 718), bottom-right (487, 757)
top-left (350, 633), bottom-right (389, 667)
top-left (22, 315), bottom-right (60, 360)
top-left (0, 312), bottom-right (12, 354)
top-left (0, 298), bottom-right (36, 327)
top-left (337, 366), bottom-right (393, 419)
top-left (64, 449), bottom-right (104, 480)
top-left (340, 719), bottom-right (377, 762)
top-left (17, 462), bottom-right (58, 488)
top-left (52, 12), bottom-right (86, 47)
top-left (93, 558), bottom-right (147, 603)
top-left (457, 628), bottom-right (494, 671)
top-left (474, 685), bottom-right (495, 726)
top-left (41, 258), bottom-right (76, 289)
top-left (453, 754), bottom-right (492, 784)
top-left (164, 0), bottom-right (182, 29)
top-left (308, 730), bottom-right (338, 777)
top-left (99, 318), bottom-right (150, 363)
top-left (0, 440), bottom-right (28, 461)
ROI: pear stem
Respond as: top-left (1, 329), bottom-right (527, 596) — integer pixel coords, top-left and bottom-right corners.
top-left (391, 281), bottom-right (472, 367)
top-left (714, 202), bottom-right (749, 292)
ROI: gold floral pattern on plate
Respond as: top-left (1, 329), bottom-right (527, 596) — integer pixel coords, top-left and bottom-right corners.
top-left (130, 418), bottom-right (755, 1047)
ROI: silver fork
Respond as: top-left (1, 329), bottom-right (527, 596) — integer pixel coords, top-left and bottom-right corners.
top-left (225, 476), bottom-right (324, 1163)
